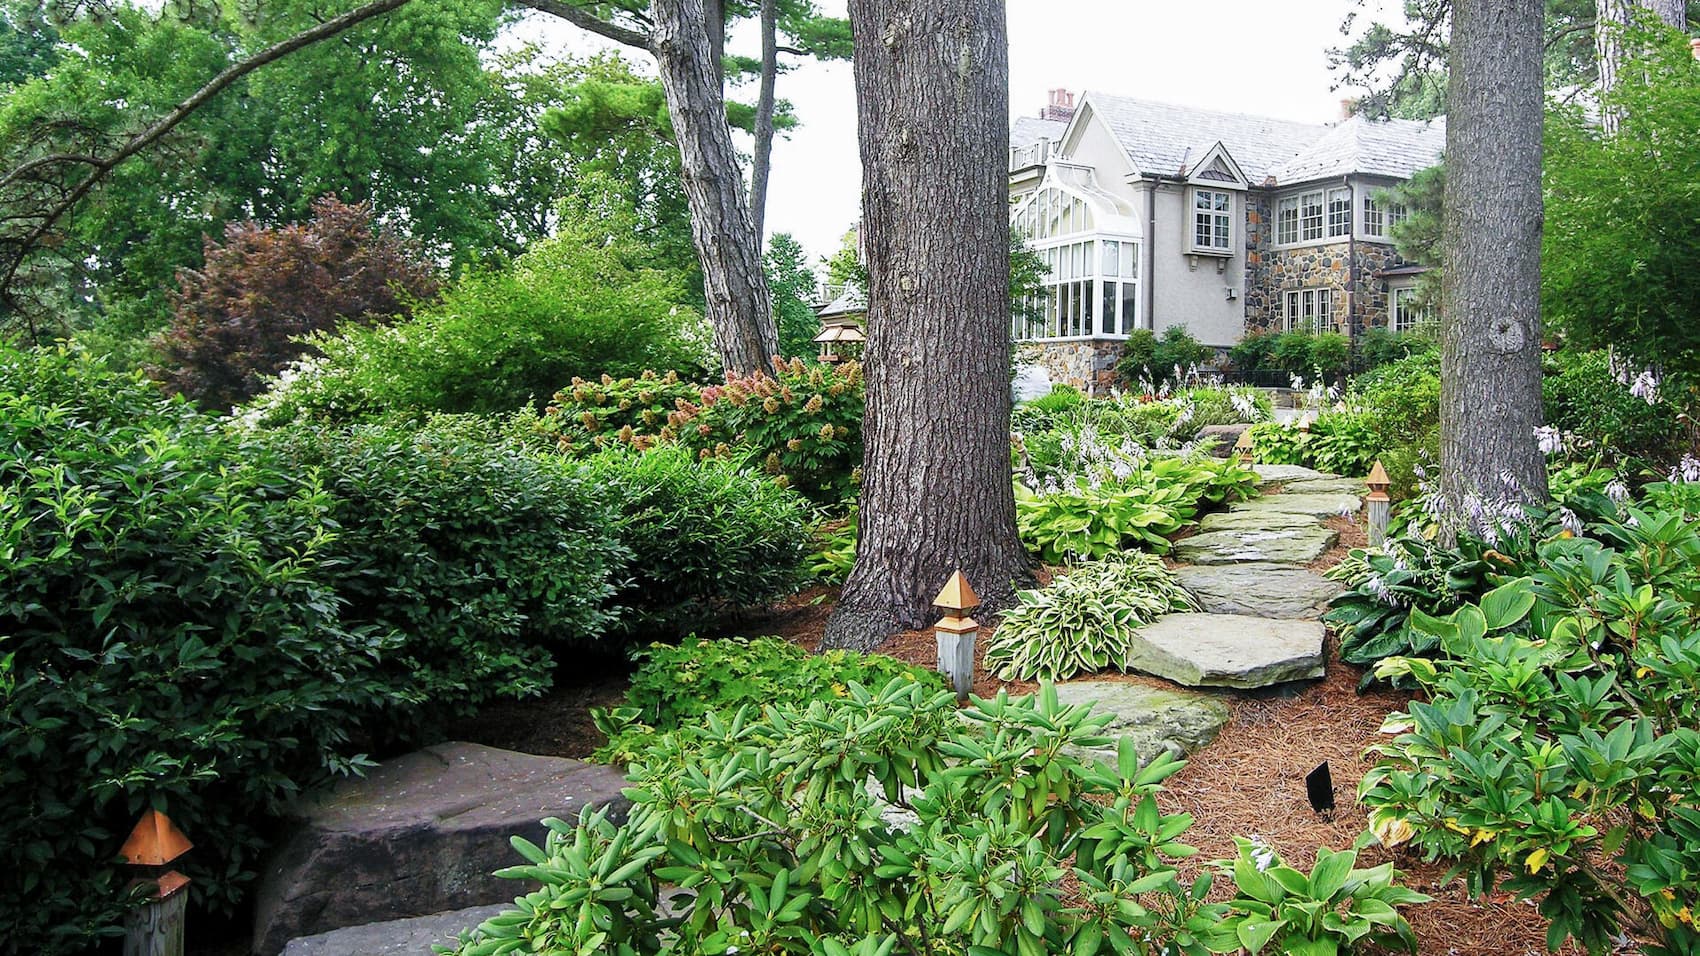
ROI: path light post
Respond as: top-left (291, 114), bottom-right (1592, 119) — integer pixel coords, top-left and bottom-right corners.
top-left (1366, 461), bottom-right (1392, 548)
top-left (933, 571), bottom-right (980, 706)
top-left (1234, 428), bottom-right (1255, 466)
top-left (121, 809), bottom-right (193, 956)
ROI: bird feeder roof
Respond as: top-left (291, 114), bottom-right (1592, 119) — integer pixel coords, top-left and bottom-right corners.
top-left (121, 810), bottom-right (193, 866)
top-left (933, 571), bottom-right (980, 611)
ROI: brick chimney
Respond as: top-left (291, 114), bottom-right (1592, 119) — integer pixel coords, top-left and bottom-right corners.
top-left (1338, 97), bottom-right (1358, 122)
top-left (1040, 88), bottom-right (1075, 122)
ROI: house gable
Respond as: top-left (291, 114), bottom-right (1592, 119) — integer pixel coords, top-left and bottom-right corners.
top-left (1057, 98), bottom-right (1142, 183)
top-left (1182, 142), bottom-right (1248, 189)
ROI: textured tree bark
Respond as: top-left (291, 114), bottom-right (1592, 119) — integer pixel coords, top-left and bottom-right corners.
top-left (651, 0), bottom-right (779, 376)
top-left (821, 0), bottom-right (1034, 651)
top-left (1645, 0), bottom-right (1686, 26)
top-left (1439, 0), bottom-right (1549, 531)
top-left (1596, 0), bottom-right (1632, 134)
top-left (750, 0), bottom-right (778, 245)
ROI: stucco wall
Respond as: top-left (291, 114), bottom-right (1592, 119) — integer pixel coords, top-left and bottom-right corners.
top-left (1149, 182), bottom-right (1246, 347)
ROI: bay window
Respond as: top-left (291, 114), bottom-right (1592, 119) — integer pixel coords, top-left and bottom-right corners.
top-left (1192, 188), bottom-right (1232, 253)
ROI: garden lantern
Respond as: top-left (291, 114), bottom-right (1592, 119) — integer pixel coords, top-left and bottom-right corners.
top-left (121, 809), bottom-right (193, 956)
top-left (813, 322), bottom-right (865, 364)
top-left (933, 571), bottom-right (980, 705)
top-left (1233, 428), bottom-right (1254, 466)
top-left (1366, 461), bottom-right (1392, 548)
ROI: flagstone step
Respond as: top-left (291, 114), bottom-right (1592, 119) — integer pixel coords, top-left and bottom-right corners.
top-left (1231, 491), bottom-right (1363, 518)
top-left (1252, 464), bottom-right (1331, 485)
top-left (282, 905), bottom-right (506, 956)
top-left (1174, 524), bottom-right (1339, 566)
top-left (1122, 613), bottom-right (1326, 689)
top-left (1053, 681), bottom-right (1232, 766)
top-left (1175, 563), bottom-right (1344, 619)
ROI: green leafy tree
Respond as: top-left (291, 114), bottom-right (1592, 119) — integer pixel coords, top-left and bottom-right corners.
top-left (1543, 32), bottom-right (1700, 401)
top-left (765, 232), bottom-right (821, 359)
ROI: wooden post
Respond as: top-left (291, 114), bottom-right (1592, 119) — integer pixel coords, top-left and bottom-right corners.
top-left (1366, 461), bottom-right (1392, 548)
top-left (120, 810), bottom-right (193, 956)
top-left (932, 571), bottom-right (981, 706)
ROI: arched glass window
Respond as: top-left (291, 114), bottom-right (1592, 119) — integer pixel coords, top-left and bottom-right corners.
top-left (1011, 178), bottom-right (1141, 341)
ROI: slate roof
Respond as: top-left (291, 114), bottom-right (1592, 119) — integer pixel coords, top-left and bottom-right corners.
top-left (1011, 115), bottom-right (1068, 151)
top-left (1071, 92), bottom-right (1445, 186)
top-left (1085, 92), bottom-right (1327, 183)
top-left (1268, 115), bottom-right (1446, 184)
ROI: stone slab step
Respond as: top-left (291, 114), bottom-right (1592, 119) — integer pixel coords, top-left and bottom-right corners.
top-left (254, 742), bottom-right (630, 956)
top-left (1174, 524), bottom-right (1339, 566)
top-left (1176, 563), bottom-right (1344, 619)
top-left (282, 904), bottom-right (507, 956)
top-left (1252, 464), bottom-right (1330, 485)
top-left (1123, 613), bottom-right (1326, 689)
top-left (1231, 491), bottom-right (1362, 518)
top-left (1198, 509), bottom-right (1324, 533)
top-left (1053, 681), bottom-right (1231, 766)
top-left (1282, 476), bottom-right (1369, 496)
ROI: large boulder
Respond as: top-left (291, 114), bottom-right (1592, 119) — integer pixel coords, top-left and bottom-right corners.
top-left (1174, 525), bottom-right (1339, 566)
top-left (254, 742), bottom-right (630, 956)
top-left (1121, 613), bottom-right (1326, 689)
top-left (1197, 423), bottom-right (1251, 457)
top-left (1053, 681), bottom-right (1232, 766)
top-left (1176, 563), bottom-right (1344, 619)
top-left (281, 905), bottom-right (509, 956)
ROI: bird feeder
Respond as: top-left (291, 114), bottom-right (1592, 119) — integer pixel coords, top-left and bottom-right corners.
top-left (1233, 428), bottom-right (1255, 466)
top-left (1365, 461), bottom-right (1392, 548)
top-left (933, 571), bottom-right (980, 705)
top-left (813, 322), bottom-right (865, 364)
top-left (122, 810), bottom-right (193, 956)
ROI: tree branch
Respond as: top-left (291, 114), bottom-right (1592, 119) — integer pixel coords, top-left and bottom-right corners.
top-left (0, 0), bottom-right (419, 299)
top-left (512, 0), bottom-right (652, 48)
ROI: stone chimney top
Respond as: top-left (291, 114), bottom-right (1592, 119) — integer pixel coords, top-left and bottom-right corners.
top-left (1041, 88), bottom-right (1076, 122)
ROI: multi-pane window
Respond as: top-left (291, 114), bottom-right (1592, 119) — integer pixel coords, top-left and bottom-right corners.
top-left (1011, 237), bottom-right (1140, 340)
top-left (1282, 288), bottom-right (1334, 331)
top-left (1327, 187), bottom-right (1352, 237)
top-left (1362, 196), bottom-right (1409, 238)
top-left (1391, 286), bottom-right (1431, 333)
top-left (1276, 196), bottom-right (1300, 245)
top-left (1192, 189), bottom-right (1232, 252)
top-left (1300, 191), bottom-right (1325, 242)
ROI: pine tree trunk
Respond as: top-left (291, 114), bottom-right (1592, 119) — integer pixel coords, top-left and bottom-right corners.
top-left (651, 0), bottom-right (778, 377)
top-left (821, 0), bottom-right (1034, 651)
top-left (1439, 0), bottom-right (1549, 531)
top-left (1645, 0), bottom-right (1685, 27)
top-left (1597, 0), bottom-right (1633, 133)
top-left (750, 0), bottom-right (778, 245)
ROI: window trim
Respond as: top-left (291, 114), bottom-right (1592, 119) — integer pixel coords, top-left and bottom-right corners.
top-left (1274, 186), bottom-right (1361, 249)
top-left (1013, 234), bottom-right (1142, 342)
top-left (1389, 284), bottom-right (1431, 333)
top-left (1282, 287), bottom-right (1335, 332)
top-left (1188, 187), bottom-right (1234, 256)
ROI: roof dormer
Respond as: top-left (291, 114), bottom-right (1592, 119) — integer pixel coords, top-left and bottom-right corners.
top-left (1183, 142), bottom-right (1248, 189)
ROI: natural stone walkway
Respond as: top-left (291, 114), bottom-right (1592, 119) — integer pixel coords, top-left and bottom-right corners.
top-left (1058, 463), bottom-right (1359, 760)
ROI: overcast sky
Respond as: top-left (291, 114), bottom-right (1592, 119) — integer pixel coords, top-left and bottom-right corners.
top-left (511, 1), bottom-right (1405, 269)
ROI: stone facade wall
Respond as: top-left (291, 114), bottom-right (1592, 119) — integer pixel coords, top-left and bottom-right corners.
top-left (1242, 192), bottom-right (1274, 326)
top-left (1015, 339), bottom-right (1124, 394)
top-left (1241, 234), bottom-right (1420, 336)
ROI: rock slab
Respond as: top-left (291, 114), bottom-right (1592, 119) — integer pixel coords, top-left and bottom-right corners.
top-left (1198, 509), bottom-right (1326, 533)
top-left (1121, 613), bottom-right (1326, 689)
top-left (282, 905), bottom-right (508, 956)
top-left (1053, 681), bottom-right (1231, 766)
top-left (1231, 492), bottom-right (1363, 518)
top-left (1282, 477), bottom-right (1370, 496)
top-left (1176, 564), bottom-right (1345, 619)
top-left (254, 742), bottom-right (630, 956)
top-left (1252, 464), bottom-right (1329, 485)
top-left (1174, 525), bottom-right (1339, 566)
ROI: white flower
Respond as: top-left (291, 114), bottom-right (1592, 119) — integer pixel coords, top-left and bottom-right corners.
top-left (1671, 455), bottom-right (1700, 484)
top-left (1534, 426), bottom-right (1562, 455)
top-left (1231, 392), bottom-right (1257, 422)
top-left (1289, 373), bottom-right (1305, 391)
top-left (1247, 836), bottom-right (1278, 872)
top-left (1605, 479), bottom-right (1629, 503)
top-left (1558, 507), bottom-right (1584, 536)
top-left (1629, 368), bottom-right (1661, 405)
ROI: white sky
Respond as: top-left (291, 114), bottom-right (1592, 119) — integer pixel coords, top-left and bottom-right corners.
top-left (508, 1), bottom-right (1406, 269)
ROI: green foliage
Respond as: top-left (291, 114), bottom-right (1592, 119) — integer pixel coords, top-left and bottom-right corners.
top-left (1015, 456), bottom-right (1258, 563)
top-left (1382, 166), bottom-right (1444, 303)
top-left (766, 232), bottom-right (824, 359)
top-left (1013, 387), bottom-right (1269, 482)
top-left (1214, 839), bottom-right (1428, 955)
top-left (1544, 32), bottom-right (1700, 395)
top-left (592, 636), bottom-right (943, 763)
top-left (1362, 544), bottom-right (1700, 952)
top-left (257, 416), bottom-right (630, 737)
top-left (1543, 349), bottom-right (1691, 472)
top-left (0, 347), bottom-right (398, 950)
top-left (456, 682), bottom-right (1426, 956)
top-left (1116, 325), bottom-right (1214, 387)
top-left (808, 507), bottom-right (858, 584)
top-left (246, 204), bottom-right (708, 424)
top-left (578, 447), bottom-right (811, 637)
top-left (549, 357), bottom-right (864, 505)
top-left (1355, 325), bottom-right (1438, 371)
top-left (984, 556), bottom-right (1198, 682)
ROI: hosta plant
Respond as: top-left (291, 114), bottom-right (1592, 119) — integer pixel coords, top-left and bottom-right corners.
top-left (1015, 478), bottom-right (1193, 561)
top-left (984, 555), bottom-right (1198, 682)
top-left (1214, 839), bottom-right (1428, 955)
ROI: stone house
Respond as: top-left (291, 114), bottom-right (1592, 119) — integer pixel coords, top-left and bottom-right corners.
top-left (1009, 89), bottom-right (1444, 390)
